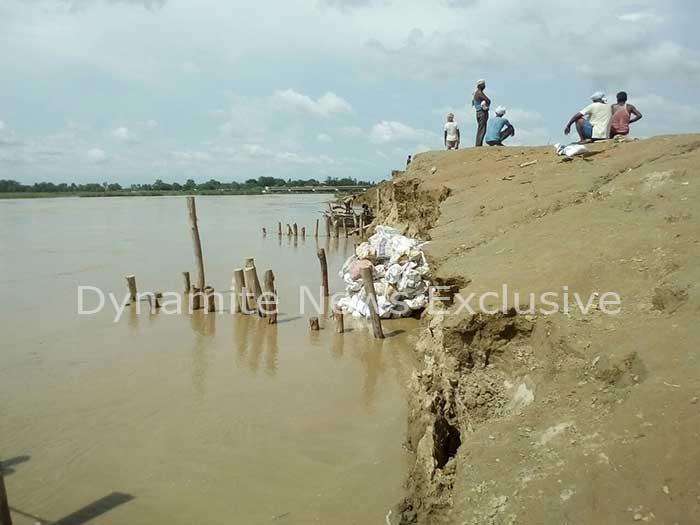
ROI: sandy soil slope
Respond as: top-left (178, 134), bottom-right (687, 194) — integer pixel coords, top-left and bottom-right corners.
top-left (372, 135), bottom-right (700, 524)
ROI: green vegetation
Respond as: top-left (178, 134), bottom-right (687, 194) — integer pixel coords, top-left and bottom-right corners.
top-left (0, 176), bottom-right (375, 199)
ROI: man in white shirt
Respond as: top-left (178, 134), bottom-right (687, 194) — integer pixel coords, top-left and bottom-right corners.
top-left (444, 113), bottom-right (460, 150)
top-left (564, 92), bottom-right (612, 143)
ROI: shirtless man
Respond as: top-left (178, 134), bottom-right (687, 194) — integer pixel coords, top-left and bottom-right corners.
top-left (610, 91), bottom-right (642, 137)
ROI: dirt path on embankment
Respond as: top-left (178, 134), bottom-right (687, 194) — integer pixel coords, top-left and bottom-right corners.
top-left (372, 135), bottom-right (700, 524)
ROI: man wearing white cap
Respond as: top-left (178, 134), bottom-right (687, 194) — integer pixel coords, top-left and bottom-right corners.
top-left (444, 113), bottom-right (460, 150)
top-left (564, 92), bottom-right (612, 143)
top-left (485, 106), bottom-right (515, 146)
top-left (472, 79), bottom-right (491, 147)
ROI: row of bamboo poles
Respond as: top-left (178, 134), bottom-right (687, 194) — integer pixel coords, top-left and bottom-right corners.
top-left (121, 196), bottom-right (384, 337)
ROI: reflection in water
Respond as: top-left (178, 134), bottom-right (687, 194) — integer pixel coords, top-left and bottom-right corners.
top-left (1, 196), bottom-right (416, 525)
top-left (331, 332), bottom-right (344, 359)
top-left (190, 310), bottom-right (216, 399)
top-left (264, 324), bottom-right (278, 376)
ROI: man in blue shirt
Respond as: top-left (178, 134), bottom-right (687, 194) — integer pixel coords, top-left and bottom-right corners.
top-left (485, 106), bottom-right (515, 146)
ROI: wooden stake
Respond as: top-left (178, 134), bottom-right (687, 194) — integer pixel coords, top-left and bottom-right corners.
top-left (147, 292), bottom-right (162, 311)
top-left (205, 286), bottom-right (216, 313)
top-left (309, 317), bottom-right (320, 331)
top-left (245, 257), bottom-right (255, 268)
top-left (360, 267), bottom-right (384, 339)
top-left (231, 268), bottom-right (245, 314)
top-left (0, 465), bottom-right (12, 525)
top-left (125, 275), bottom-right (138, 304)
top-left (334, 311), bottom-right (345, 334)
top-left (244, 265), bottom-right (263, 316)
top-left (315, 219), bottom-right (319, 238)
top-left (317, 248), bottom-right (329, 297)
top-left (190, 286), bottom-right (202, 311)
top-left (293, 223), bottom-right (298, 237)
top-left (262, 227), bottom-right (267, 236)
top-left (182, 271), bottom-right (191, 294)
top-left (287, 224), bottom-right (293, 236)
top-left (186, 196), bottom-right (206, 294)
top-left (278, 222), bottom-right (282, 236)
top-left (301, 226), bottom-right (306, 238)
top-left (334, 221), bottom-right (340, 239)
top-left (262, 270), bottom-right (277, 324)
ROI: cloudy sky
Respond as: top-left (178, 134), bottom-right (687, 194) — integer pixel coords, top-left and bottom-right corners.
top-left (1, 0), bottom-right (698, 184)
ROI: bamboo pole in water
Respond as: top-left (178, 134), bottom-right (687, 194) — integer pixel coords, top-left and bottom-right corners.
top-left (244, 265), bottom-right (263, 316)
top-left (186, 197), bottom-right (206, 301)
top-left (231, 269), bottom-right (245, 314)
top-left (317, 248), bottom-right (329, 298)
top-left (125, 275), bottom-right (138, 304)
top-left (262, 227), bottom-right (267, 236)
top-left (334, 311), bottom-right (345, 334)
top-left (182, 271), bottom-right (191, 295)
top-left (360, 267), bottom-right (384, 339)
top-left (301, 226), bottom-right (306, 238)
top-left (190, 286), bottom-right (202, 311)
top-left (262, 270), bottom-right (277, 324)
top-left (0, 465), bottom-right (11, 525)
top-left (277, 222), bottom-right (282, 237)
top-left (293, 223), bottom-right (298, 237)
top-left (205, 286), bottom-right (216, 313)
top-left (315, 219), bottom-right (319, 238)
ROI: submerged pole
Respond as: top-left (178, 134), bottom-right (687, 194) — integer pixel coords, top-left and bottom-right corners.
top-left (0, 465), bottom-right (11, 525)
top-left (317, 248), bottom-right (329, 298)
top-left (125, 275), bottom-right (138, 305)
top-left (334, 311), bottom-right (345, 334)
top-left (315, 219), bottom-right (319, 238)
top-left (186, 196), bottom-right (206, 301)
top-left (262, 270), bottom-right (277, 324)
top-left (182, 271), bottom-right (191, 295)
top-left (361, 267), bottom-right (384, 339)
top-left (231, 269), bottom-right (245, 314)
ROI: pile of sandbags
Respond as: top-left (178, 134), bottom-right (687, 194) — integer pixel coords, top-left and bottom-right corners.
top-left (335, 226), bottom-right (431, 319)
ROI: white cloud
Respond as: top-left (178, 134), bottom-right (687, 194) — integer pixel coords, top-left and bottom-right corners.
top-left (86, 148), bottom-right (108, 163)
top-left (181, 61), bottom-right (200, 74)
top-left (338, 125), bottom-right (363, 137)
top-left (171, 150), bottom-right (212, 163)
top-left (317, 132), bottom-right (332, 143)
top-left (369, 120), bottom-right (436, 144)
top-left (271, 89), bottom-right (354, 118)
top-left (618, 12), bottom-right (655, 22)
top-left (111, 126), bottom-right (133, 143)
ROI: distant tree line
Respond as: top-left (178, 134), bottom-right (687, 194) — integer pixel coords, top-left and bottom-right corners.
top-left (0, 176), bottom-right (374, 194)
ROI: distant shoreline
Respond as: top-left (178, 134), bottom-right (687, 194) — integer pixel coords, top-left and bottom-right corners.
top-left (0, 189), bottom-right (360, 199)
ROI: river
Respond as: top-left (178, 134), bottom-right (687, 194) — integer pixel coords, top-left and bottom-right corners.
top-left (0, 195), bottom-right (417, 525)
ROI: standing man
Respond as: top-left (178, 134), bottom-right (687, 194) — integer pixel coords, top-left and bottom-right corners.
top-left (485, 107), bottom-right (515, 146)
top-left (472, 79), bottom-right (491, 147)
top-left (610, 91), bottom-right (643, 137)
top-left (444, 113), bottom-right (460, 150)
top-left (564, 91), bottom-right (612, 143)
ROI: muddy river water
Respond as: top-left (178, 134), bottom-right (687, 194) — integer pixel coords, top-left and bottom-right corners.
top-left (0, 195), bottom-right (418, 524)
